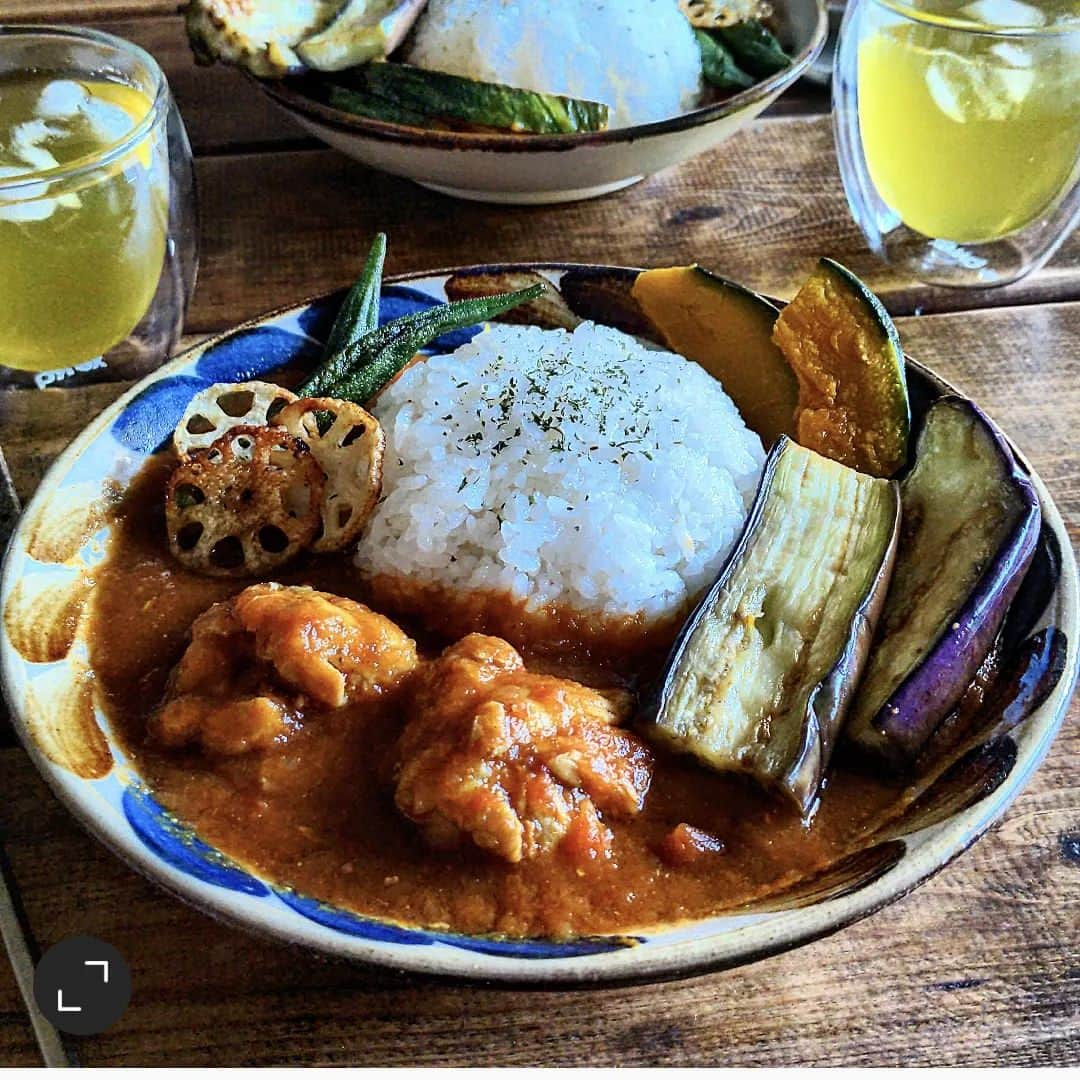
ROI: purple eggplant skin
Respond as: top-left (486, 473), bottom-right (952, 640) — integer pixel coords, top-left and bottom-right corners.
top-left (845, 396), bottom-right (1042, 769)
top-left (999, 524), bottom-right (1062, 658)
top-left (917, 626), bottom-right (1068, 770)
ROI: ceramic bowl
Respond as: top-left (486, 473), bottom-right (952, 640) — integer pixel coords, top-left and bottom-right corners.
top-left (1, 264), bottom-right (1076, 985)
top-left (256, 0), bottom-right (828, 204)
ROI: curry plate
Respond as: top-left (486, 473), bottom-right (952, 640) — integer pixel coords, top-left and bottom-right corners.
top-left (1, 265), bottom-right (1076, 984)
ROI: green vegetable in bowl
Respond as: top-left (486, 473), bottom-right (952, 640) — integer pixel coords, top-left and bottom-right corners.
top-left (715, 19), bottom-right (792, 76)
top-left (694, 30), bottom-right (754, 91)
top-left (324, 83), bottom-right (431, 126)
top-left (345, 63), bottom-right (610, 134)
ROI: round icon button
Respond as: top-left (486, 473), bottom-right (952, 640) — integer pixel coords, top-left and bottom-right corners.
top-left (33, 936), bottom-right (131, 1036)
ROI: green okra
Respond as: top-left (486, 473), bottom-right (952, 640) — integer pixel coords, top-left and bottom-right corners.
top-left (332, 284), bottom-right (546, 405)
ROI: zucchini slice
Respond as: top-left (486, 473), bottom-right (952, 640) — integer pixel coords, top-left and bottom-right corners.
top-left (773, 258), bottom-right (910, 478)
top-left (642, 437), bottom-right (900, 816)
top-left (632, 265), bottom-right (798, 447)
top-left (352, 63), bottom-right (610, 134)
top-left (323, 82), bottom-right (431, 126)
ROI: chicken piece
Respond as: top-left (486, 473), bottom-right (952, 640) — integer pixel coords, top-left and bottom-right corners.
top-left (155, 695), bottom-right (289, 756)
top-left (394, 634), bottom-right (654, 865)
top-left (151, 583), bottom-right (419, 755)
top-left (232, 583), bottom-right (419, 708)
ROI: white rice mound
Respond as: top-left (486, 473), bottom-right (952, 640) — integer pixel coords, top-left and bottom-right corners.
top-left (405, 0), bottom-right (704, 128)
top-left (356, 322), bottom-right (765, 624)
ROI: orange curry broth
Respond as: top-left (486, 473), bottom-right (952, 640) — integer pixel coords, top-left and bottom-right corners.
top-left (88, 453), bottom-right (904, 939)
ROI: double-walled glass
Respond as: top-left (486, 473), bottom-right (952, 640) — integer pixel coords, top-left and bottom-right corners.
top-left (0, 26), bottom-right (197, 388)
top-left (833, 0), bottom-right (1080, 287)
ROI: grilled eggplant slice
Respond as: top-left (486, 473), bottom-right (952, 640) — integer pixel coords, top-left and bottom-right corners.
top-left (846, 397), bottom-right (1041, 767)
top-left (296, 0), bottom-right (428, 71)
top-left (642, 437), bottom-right (900, 816)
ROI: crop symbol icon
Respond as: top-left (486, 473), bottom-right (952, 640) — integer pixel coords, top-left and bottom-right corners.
top-left (33, 936), bottom-right (131, 1035)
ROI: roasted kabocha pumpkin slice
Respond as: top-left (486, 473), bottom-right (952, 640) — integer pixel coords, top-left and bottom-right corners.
top-left (166, 426), bottom-right (324, 576)
top-left (275, 396), bottom-right (384, 553)
top-left (772, 258), bottom-right (910, 478)
top-left (641, 437), bottom-right (900, 817)
top-left (631, 265), bottom-right (798, 447)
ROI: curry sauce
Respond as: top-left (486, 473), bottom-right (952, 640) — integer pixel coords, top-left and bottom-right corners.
top-left (89, 454), bottom-right (906, 939)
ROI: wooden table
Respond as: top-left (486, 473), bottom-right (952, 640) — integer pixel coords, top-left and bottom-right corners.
top-left (1, 2), bottom-right (1078, 1067)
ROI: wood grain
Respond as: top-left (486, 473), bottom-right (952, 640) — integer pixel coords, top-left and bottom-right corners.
top-left (184, 120), bottom-right (1080, 334)
top-left (0, 300), bottom-right (1076, 1066)
top-left (2, 0), bottom-right (178, 21)
top-left (0, 907), bottom-right (38, 1067)
top-left (0, 0), bottom-right (1077, 1064)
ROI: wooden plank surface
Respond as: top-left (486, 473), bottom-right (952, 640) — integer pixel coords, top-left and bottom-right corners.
top-left (2, 0), bottom-right (177, 21)
top-left (0, 300), bottom-right (1076, 1066)
top-left (0, 916), bottom-right (38, 1067)
top-left (184, 120), bottom-right (1080, 334)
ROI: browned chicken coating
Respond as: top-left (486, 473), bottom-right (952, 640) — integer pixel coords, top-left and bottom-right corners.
top-left (152, 583), bottom-right (419, 755)
top-left (231, 583), bottom-right (419, 708)
top-left (394, 634), bottom-right (654, 866)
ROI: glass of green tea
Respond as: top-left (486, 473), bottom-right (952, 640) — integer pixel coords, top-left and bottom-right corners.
top-left (0, 25), bottom-right (196, 389)
top-left (833, 0), bottom-right (1080, 287)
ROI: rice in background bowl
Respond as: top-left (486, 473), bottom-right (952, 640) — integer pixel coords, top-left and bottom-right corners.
top-left (357, 322), bottom-right (764, 651)
top-left (405, 0), bottom-right (704, 128)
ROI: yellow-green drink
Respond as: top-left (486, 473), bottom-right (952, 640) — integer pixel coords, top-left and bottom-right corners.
top-left (0, 74), bottom-right (168, 372)
top-left (856, 0), bottom-right (1080, 243)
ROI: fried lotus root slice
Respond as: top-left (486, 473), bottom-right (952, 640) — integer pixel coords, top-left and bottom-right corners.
top-left (275, 396), bottom-right (385, 553)
top-left (174, 381), bottom-right (298, 457)
top-left (166, 425), bottom-right (324, 576)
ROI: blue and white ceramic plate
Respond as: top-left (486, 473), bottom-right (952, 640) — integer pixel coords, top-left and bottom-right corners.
top-left (1, 265), bottom-right (1077, 985)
